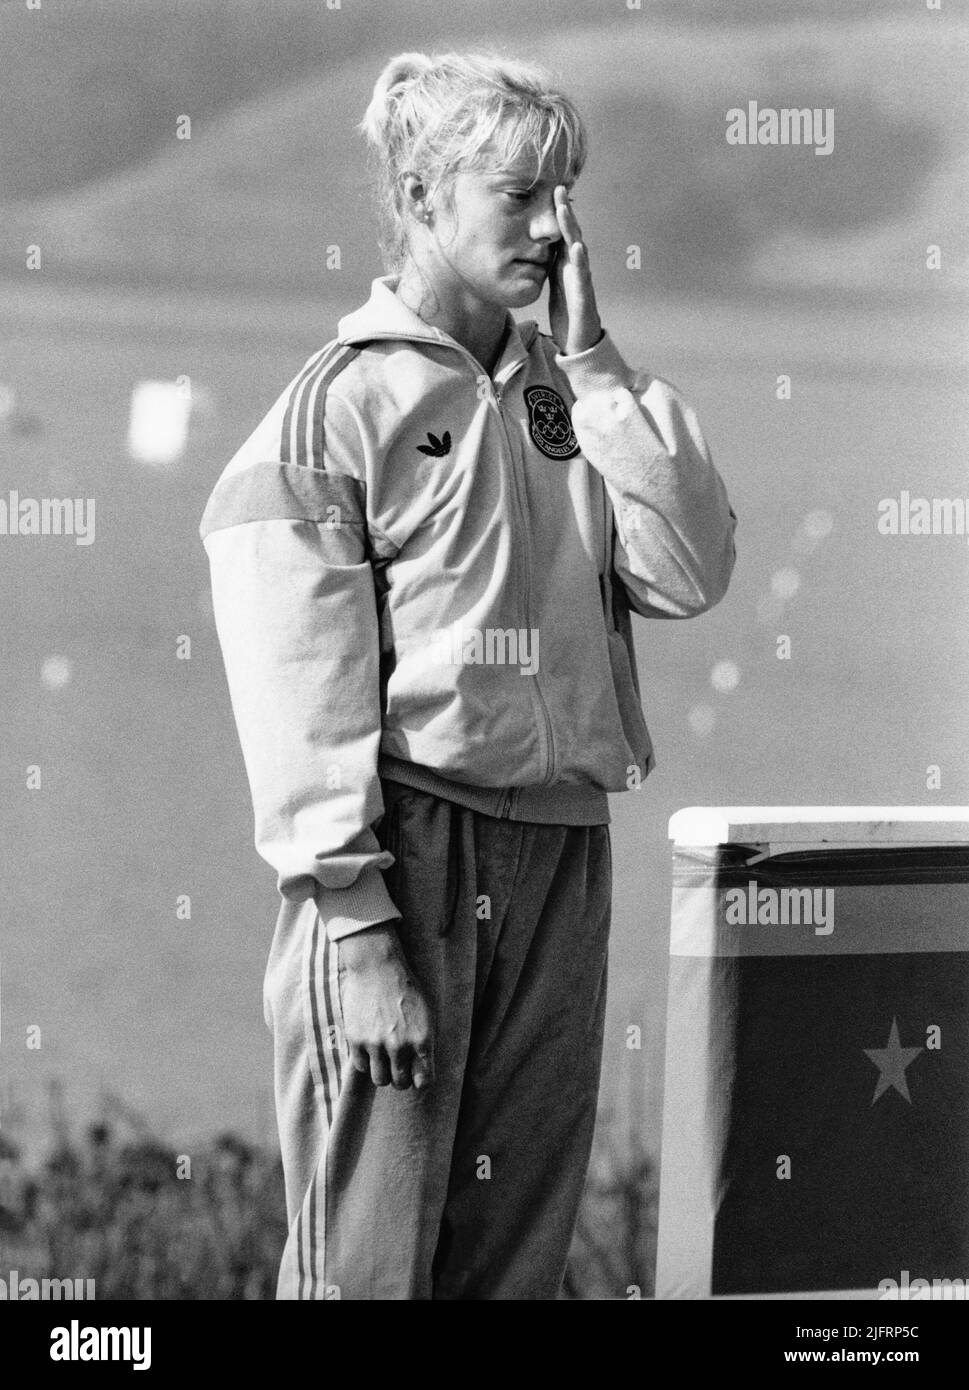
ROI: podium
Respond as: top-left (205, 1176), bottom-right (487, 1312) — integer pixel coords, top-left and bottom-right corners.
top-left (656, 808), bottom-right (969, 1300)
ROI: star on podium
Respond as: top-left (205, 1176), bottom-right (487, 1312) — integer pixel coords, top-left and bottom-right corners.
top-left (863, 1017), bottom-right (923, 1105)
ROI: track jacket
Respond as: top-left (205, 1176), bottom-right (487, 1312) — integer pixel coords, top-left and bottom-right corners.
top-left (200, 274), bottom-right (737, 940)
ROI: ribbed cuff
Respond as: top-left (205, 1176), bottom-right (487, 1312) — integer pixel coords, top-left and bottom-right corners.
top-left (315, 867), bottom-right (402, 942)
top-left (554, 329), bottom-right (633, 398)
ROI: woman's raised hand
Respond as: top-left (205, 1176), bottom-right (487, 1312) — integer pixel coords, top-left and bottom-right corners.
top-left (548, 184), bottom-right (604, 357)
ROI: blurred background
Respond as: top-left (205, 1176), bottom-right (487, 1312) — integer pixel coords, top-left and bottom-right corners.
top-left (1, 0), bottom-right (967, 1296)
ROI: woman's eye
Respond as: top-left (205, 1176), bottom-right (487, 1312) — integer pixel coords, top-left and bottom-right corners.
top-left (504, 191), bottom-right (532, 203)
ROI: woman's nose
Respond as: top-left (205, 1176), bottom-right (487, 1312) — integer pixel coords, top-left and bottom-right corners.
top-left (530, 198), bottom-right (561, 244)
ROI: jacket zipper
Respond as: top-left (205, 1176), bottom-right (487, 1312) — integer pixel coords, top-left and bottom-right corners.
top-left (488, 384), bottom-right (556, 784)
top-left (481, 360), bottom-right (557, 785)
top-left (475, 358), bottom-right (550, 789)
top-left (350, 330), bottom-right (558, 786)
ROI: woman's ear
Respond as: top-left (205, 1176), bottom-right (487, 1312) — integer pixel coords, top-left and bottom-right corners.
top-left (400, 172), bottom-right (432, 223)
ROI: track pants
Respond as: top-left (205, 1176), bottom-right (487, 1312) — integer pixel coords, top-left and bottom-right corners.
top-left (263, 777), bottom-right (612, 1300)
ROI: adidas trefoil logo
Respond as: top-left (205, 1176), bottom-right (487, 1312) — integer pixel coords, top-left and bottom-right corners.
top-left (417, 430), bottom-right (452, 458)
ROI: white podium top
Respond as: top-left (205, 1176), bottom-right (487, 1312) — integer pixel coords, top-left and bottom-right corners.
top-left (668, 806), bottom-right (969, 846)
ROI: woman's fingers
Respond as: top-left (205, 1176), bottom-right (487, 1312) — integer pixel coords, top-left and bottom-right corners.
top-left (549, 185), bottom-right (601, 353)
top-left (554, 184), bottom-right (581, 248)
top-left (552, 185), bottom-right (602, 354)
top-left (411, 1045), bottom-right (434, 1091)
top-left (368, 1046), bottom-right (391, 1087)
top-left (547, 241), bottom-right (567, 347)
top-left (555, 186), bottom-right (592, 285)
top-left (556, 186), bottom-right (593, 278)
top-left (389, 1049), bottom-right (412, 1090)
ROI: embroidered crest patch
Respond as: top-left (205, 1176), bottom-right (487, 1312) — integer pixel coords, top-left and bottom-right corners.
top-left (524, 385), bottom-right (580, 461)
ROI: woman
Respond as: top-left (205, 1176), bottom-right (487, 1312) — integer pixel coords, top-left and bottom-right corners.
top-left (200, 50), bottom-right (737, 1300)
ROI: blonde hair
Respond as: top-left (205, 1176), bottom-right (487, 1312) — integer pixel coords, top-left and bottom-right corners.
top-left (358, 51), bottom-right (588, 271)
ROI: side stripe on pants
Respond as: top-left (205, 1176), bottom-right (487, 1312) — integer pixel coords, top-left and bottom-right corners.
top-left (295, 918), bottom-right (345, 1299)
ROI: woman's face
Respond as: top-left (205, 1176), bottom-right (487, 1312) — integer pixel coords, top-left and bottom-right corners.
top-left (419, 134), bottom-right (575, 311)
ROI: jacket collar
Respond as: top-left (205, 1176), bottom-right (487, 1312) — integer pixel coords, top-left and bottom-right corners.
top-left (338, 274), bottom-right (538, 385)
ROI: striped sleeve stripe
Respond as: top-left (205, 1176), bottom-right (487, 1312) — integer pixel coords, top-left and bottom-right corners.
top-left (279, 345), bottom-right (335, 465)
top-left (290, 344), bottom-right (340, 466)
top-left (280, 342), bottom-right (362, 469)
top-left (307, 346), bottom-right (361, 470)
